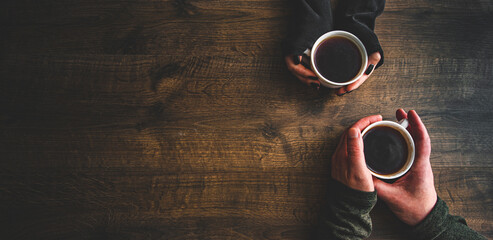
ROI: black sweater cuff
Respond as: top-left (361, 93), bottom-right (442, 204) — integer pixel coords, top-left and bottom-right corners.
top-left (334, 0), bottom-right (385, 68)
top-left (283, 0), bottom-right (334, 56)
top-left (284, 0), bottom-right (385, 69)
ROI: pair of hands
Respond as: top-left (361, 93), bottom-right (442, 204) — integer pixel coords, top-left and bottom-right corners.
top-left (331, 109), bottom-right (437, 226)
top-left (285, 52), bottom-right (381, 95)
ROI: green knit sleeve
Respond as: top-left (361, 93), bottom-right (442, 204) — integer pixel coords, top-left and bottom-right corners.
top-left (317, 179), bottom-right (377, 239)
top-left (410, 197), bottom-right (486, 240)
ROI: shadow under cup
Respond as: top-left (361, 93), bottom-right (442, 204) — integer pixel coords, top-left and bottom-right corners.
top-left (361, 121), bottom-right (415, 179)
top-left (310, 31), bottom-right (368, 88)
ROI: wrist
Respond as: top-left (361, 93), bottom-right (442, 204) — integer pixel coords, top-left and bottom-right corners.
top-left (406, 194), bottom-right (438, 226)
top-left (330, 179), bottom-right (377, 203)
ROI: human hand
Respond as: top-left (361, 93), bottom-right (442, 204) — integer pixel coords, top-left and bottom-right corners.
top-left (373, 109), bottom-right (437, 226)
top-left (285, 55), bottom-right (320, 89)
top-left (331, 115), bottom-right (383, 192)
top-left (336, 51), bottom-right (381, 96)
top-left (285, 52), bottom-right (381, 94)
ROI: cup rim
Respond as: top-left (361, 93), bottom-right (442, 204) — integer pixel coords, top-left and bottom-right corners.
top-left (361, 120), bottom-right (416, 179)
top-left (310, 30), bottom-right (368, 88)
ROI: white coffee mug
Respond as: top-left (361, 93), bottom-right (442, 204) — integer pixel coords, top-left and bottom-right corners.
top-left (303, 31), bottom-right (368, 88)
top-left (361, 119), bottom-right (415, 179)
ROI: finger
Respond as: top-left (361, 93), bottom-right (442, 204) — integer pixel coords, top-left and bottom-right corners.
top-left (286, 55), bottom-right (320, 87)
top-left (285, 55), bottom-right (300, 65)
top-left (408, 110), bottom-right (429, 143)
top-left (292, 64), bottom-right (318, 79)
top-left (373, 176), bottom-right (396, 202)
top-left (396, 108), bottom-right (407, 121)
top-left (347, 128), bottom-right (366, 169)
top-left (336, 87), bottom-right (346, 96)
top-left (336, 69), bottom-right (370, 95)
top-left (295, 73), bottom-right (321, 88)
top-left (350, 74), bottom-right (369, 91)
top-left (347, 129), bottom-right (374, 192)
top-left (351, 115), bottom-right (383, 131)
top-left (295, 55), bottom-right (302, 65)
top-left (285, 55), bottom-right (316, 78)
top-left (407, 110), bottom-right (431, 166)
top-left (369, 52), bottom-right (382, 66)
top-left (343, 74), bottom-right (369, 93)
top-left (336, 83), bottom-right (354, 96)
top-left (337, 53), bottom-right (380, 95)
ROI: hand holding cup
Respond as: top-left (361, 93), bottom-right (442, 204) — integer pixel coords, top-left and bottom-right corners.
top-left (331, 115), bottom-right (383, 192)
top-left (372, 109), bottom-right (438, 226)
top-left (285, 31), bottom-right (381, 94)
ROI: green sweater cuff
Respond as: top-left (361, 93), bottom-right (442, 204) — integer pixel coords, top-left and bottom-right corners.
top-left (317, 179), bottom-right (377, 239)
top-left (409, 197), bottom-right (448, 239)
top-left (330, 179), bottom-right (377, 210)
top-left (410, 197), bottom-right (486, 240)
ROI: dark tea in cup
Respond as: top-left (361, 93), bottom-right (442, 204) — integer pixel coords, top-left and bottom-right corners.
top-left (314, 36), bottom-right (362, 83)
top-left (307, 31), bottom-right (368, 88)
top-left (361, 120), bottom-right (415, 179)
top-left (363, 126), bottom-right (409, 175)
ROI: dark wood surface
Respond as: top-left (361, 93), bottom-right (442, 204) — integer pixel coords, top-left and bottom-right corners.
top-left (1, 0), bottom-right (492, 239)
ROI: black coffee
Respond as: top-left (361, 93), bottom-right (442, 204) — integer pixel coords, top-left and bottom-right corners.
top-left (314, 36), bottom-right (362, 83)
top-left (363, 126), bottom-right (408, 175)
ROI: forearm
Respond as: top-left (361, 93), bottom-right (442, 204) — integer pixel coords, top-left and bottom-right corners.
top-left (334, 0), bottom-right (385, 67)
top-left (317, 179), bottom-right (377, 239)
top-left (283, 0), bottom-right (334, 56)
top-left (410, 197), bottom-right (486, 240)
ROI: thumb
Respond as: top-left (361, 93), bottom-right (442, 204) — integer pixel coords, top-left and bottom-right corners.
top-left (373, 177), bottom-right (397, 202)
top-left (347, 128), bottom-right (365, 168)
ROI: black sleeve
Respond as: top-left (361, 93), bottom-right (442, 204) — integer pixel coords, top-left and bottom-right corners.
top-left (284, 0), bottom-right (385, 68)
top-left (334, 0), bottom-right (385, 68)
top-left (409, 197), bottom-right (486, 240)
top-left (283, 0), bottom-right (334, 56)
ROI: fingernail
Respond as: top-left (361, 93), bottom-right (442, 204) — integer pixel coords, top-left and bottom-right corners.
top-left (293, 55), bottom-right (300, 65)
top-left (309, 76), bottom-right (318, 80)
top-left (310, 82), bottom-right (320, 90)
top-left (365, 64), bottom-right (375, 75)
top-left (349, 128), bottom-right (358, 138)
top-left (346, 90), bottom-right (354, 94)
top-left (337, 92), bottom-right (346, 96)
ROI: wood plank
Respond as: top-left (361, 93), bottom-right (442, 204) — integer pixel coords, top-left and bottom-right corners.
top-left (2, 0), bottom-right (492, 58)
top-left (1, 168), bottom-right (491, 239)
top-left (1, 55), bottom-right (492, 168)
top-left (1, 0), bottom-right (287, 56)
top-left (376, 0), bottom-right (493, 59)
top-left (1, 0), bottom-right (492, 239)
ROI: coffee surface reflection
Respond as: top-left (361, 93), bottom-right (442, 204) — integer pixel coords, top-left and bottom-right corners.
top-left (363, 126), bottom-right (409, 175)
top-left (314, 36), bottom-right (362, 83)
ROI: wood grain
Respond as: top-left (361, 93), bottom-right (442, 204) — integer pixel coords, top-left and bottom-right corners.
top-left (1, 0), bottom-right (492, 239)
top-left (3, 0), bottom-right (492, 58)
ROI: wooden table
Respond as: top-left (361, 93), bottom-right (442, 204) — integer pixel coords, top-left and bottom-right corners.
top-left (1, 0), bottom-right (492, 239)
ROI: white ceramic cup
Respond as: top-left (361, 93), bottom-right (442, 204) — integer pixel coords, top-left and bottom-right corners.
top-left (303, 31), bottom-right (368, 88)
top-left (361, 119), bottom-right (415, 179)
